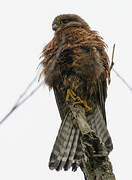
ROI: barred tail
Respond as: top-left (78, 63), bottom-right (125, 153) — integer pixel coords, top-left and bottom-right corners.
top-left (49, 105), bottom-right (113, 171)
top-left (88, 105), bottom-right (113, 152)
top-left (49, 112), bottom-right (80, 171)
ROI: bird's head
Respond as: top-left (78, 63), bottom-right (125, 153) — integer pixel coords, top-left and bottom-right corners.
top-left (52, 14), bottom-right (90, 32)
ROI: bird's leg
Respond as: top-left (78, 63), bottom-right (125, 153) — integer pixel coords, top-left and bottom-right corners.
top-left (66, 89), bottom-right (76, 102)
top-left (66, 89), bottom-right (92, 111)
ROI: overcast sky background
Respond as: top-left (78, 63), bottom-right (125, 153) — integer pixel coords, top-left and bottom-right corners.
top-left (0, 0), bottom-right (132, 179)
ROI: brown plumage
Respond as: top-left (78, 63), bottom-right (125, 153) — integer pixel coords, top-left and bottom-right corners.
top-left (40, 14), bottom-right (113, 173)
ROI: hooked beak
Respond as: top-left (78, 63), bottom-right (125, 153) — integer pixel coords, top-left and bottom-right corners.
top-left (52, 24), bottom-right (58, 31)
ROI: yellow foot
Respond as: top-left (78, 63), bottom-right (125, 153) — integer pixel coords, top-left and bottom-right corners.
top-left (73, 97), bottom-right (92, 111)
top-left (66, 88), bottom-right (92, 111)
top-left (66, 88), bottom-right (76, 102)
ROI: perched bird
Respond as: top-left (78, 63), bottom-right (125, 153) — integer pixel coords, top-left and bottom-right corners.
top-left (40, 14), bottom-right (113, 175)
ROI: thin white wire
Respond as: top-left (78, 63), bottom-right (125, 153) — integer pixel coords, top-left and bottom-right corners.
top-left (0, 66), bottom-right (44, 125)
top-left (113, 68), bottom-right (132, 91)
top-left (0, 43), bottom-right (132, 125)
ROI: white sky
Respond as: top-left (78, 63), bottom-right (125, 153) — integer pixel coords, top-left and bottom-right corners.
top-left (0, 0), bottom-right (132, 179)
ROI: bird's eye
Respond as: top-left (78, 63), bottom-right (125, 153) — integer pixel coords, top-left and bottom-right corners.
top-left (61, 19), bottom-right (69, 24)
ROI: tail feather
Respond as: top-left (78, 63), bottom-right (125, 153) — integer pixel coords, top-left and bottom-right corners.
top-left (71, 136), bottom-right (83, 171)
top-left (64, 128), bottom-right (80, 170)
top-left (88, 106), bottom-right (113, 152)
top-left (57, 127), bottom-right (76, 170)
top-left (49, 105), bottom-right (113, 171)
top-left (49, 113), bottom-right (73, 170)
top-left (49, 111), bottom-right (80, 171)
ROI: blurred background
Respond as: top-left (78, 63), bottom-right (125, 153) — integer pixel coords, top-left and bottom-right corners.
top-left (0, 0), bottom-right (132, 179)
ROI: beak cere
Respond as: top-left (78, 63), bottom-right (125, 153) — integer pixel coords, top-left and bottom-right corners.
top-left (52, 24), bottom-right (58, 31)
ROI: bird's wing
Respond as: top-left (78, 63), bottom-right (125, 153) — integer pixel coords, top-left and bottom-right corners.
top-left (97, 73), bottom-right (107, 124)
top-left (53, 85), bottom-right (67, 121)
top-left (86, 71), bottom-right (113, 152)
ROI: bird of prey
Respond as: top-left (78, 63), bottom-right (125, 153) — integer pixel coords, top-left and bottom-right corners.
top-left (40, 14), bottom-right (114, 178)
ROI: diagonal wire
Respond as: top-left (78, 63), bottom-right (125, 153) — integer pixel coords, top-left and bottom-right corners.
top-left (0, 41), bottom-right (132, 125)
top-left (110, 44), bottom-right (132, 92)
top-left (0, 67), bottom-right (44, 125)
top-left (0, 34), bottom-right (66, 125)
top-left (113, 68), bottom-right (132, 91)
top-left (15, 66), bottom-right (42, 105)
